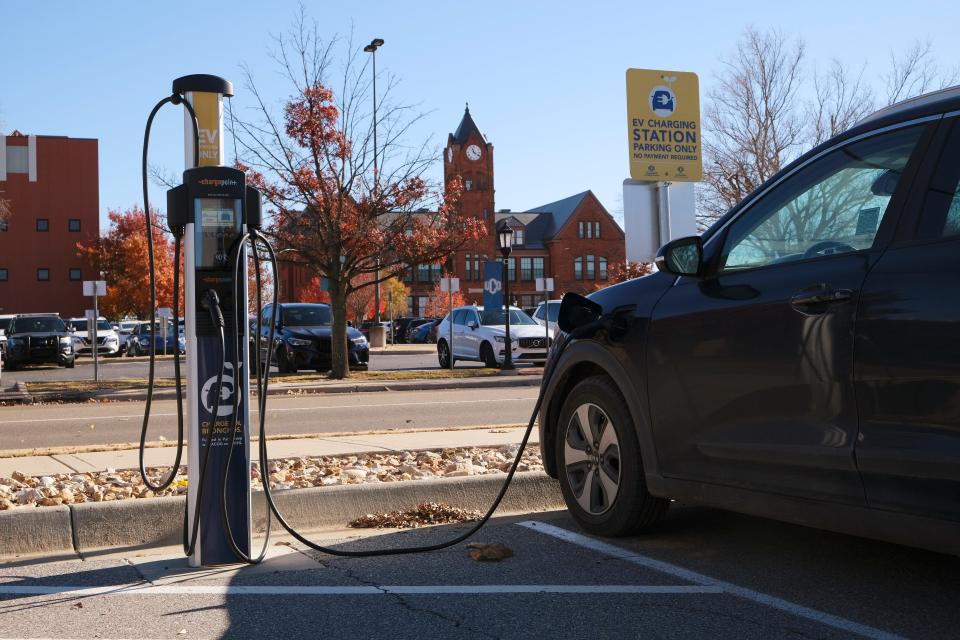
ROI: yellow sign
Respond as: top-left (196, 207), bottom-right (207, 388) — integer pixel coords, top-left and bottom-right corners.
top-left (626, 69), bottom-right (701, 182)
top-left (191, 91), bottom-right (223, 167)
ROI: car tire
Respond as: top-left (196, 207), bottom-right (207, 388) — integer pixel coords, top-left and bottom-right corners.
top-left (555, 375), bottom-right (668, 537)
top-left (480, 342), bottom-right (498, 368)
top-left (64, 358), bottom-right (75, 369)
top-left (277, 347), bottom-right (297, 374)
top-left (437, 340), bottom-right (454, 368)
top-left (128, 343), bottom-right (140, 358)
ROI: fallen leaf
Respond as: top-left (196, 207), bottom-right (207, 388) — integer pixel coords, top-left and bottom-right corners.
top-left (466, 542), bottom-right (513, 561)
top-left (70, 601), bottom-right (83, 609)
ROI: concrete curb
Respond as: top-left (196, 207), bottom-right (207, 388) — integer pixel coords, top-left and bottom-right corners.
top-left (1, 472), bottom-right (563, 559)
top-left (23, 374), bottom-right (542, 404)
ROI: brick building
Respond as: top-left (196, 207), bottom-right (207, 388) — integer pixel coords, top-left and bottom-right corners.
top-left (405, 106), bottom-right (625, 314)
top-left (277, 107), bottom-right (626, 315)
top-left (0, 131), bottom-right (100, 317)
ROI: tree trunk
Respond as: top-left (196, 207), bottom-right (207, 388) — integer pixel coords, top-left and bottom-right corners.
top-left (329, 281), bottom-right (350, 380)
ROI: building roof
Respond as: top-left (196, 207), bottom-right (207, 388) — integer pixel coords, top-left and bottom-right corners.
top-left (451, 105), bottom-right (484, 144)
top-left (527, 190), bottom-right (591, 237)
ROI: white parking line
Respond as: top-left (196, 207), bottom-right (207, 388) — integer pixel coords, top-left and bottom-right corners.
top-left (0, 584), bottom-right (721, 596)
top-left (518, 521), bottom-right (905, 640)
top-left (0, 397), bottom-right (535, 425)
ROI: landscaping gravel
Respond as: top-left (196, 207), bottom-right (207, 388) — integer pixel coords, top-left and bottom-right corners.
top-left (0, 444), bottom-right (544, 510)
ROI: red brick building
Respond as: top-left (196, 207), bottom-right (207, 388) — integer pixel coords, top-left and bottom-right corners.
top-left (405, 107), bottom-right (625, 314)
top-left (0, 131), bottom-right (99, 317)
top-left (278, 107), bottom-right (626, 315)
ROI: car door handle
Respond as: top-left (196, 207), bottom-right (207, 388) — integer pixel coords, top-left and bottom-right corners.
top-left (790, 288), bottom-right (853, 307)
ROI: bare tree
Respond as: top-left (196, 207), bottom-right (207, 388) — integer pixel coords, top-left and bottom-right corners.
top-left (700, 28), bottom-right (806, 224)
top-left (810, 59), bottom-right (875, 146)
top-left (885, 40), bottom-right (959, 105)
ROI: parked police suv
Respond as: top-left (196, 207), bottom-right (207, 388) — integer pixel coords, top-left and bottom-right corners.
top-left (3, 314), bottom-right (76, 369)
top-left (540, 86), bottom-right (960, 555)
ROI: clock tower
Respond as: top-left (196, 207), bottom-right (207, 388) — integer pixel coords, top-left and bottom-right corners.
top-left (444, 105), bottom-right (496, 263)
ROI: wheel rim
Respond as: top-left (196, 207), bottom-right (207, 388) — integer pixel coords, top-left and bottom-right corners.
top-left (439, 342), bottom-right (449, 366)
top-left (563, 402), bottom-right (621, 516)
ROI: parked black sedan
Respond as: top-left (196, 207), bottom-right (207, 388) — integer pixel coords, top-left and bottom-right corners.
top-left (256, 303), bottom-right (369, 373)
top-left (540, 86), bottom-right (960, 556)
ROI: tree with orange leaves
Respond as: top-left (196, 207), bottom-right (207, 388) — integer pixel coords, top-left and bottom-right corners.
top-left (233, 15), bottom-right (485, 378)
top-left (422, 279), bottom-right (465, 318)
top-left (76, 206), bottom-right (176, 318)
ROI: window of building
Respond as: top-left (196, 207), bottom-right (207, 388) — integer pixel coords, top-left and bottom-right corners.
top-left (574, 257), bottom-right (583, 280)
top-left (417, 296), bottom-right (429, 315)
top-left (578, 222), bottom-right (584, 239)
top-left (521, 295), bottom-right (537, 308)
top-left (520, 257), bottom-right (533, 280)
top-left (5, 146), bottom-right (28, 174)
top-left (405, 296), bottom-right (414, 315)
top-left (513, 229), bottom-right (525, 246)
top-left (595, 222), bottom-right (601, 238)
top-left (533, 257), bottom-right (545, 279)
top-left (403, 266), bottom-right (412, 283)
top-left (599, 256), bottom-right (608, 280)
top-left (465, 180), bottom-right (472, 191)
top-left (69, 268), bottom-right (82, 281)
top-left (417, 263), bottom-right (431, 282)
top-left (0, 268), bottom-right (7, 281)
top-left (36, 218), bottom-right (49, 232)
top-left (586, 222), bottom-right (592, 239)
top-left (37, 268), bottom-right (50, 281)
top-left (473, 255), bottom-right (480, 281)
top-left (0, 219), bottom-right (7, 232)
top-left (586, 254), bottom-right (595, 279)
top-left (68, 219), bottom-right (81, 232)
top-left (465, 254), bottom-right (472, 281)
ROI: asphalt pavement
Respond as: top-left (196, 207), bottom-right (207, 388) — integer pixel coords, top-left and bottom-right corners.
top-left (0, 387), bottom-right (539, 451)
top-left (2, 507), bottom-right (956, 639)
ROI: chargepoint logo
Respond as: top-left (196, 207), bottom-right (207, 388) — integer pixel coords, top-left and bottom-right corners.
top-left (201, 361), bottom-right (240, 417)
top-left (197, 178), bottom-right (239, 187)
top-left (484, 278), bottom-right (502, 296)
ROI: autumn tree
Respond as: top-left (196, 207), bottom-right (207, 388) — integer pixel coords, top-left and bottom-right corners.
top-left (233, 15), bottom-right (484, 378)
top-left (76, 206), bottom-right (176, 318)
top-left (604, 260), bottom-right (652, 286)
top-left (297, 276), bottom-right (330, 304)
top-left (381, 277), bottom-right (410, 319)
top-left (422, 279), bottom-right (465, 318)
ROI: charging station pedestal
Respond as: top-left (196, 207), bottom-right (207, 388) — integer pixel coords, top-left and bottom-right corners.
top-left (169, 75), bottom-right (257, 567)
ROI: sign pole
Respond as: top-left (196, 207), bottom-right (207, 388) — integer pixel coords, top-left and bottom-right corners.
top-left (92, 294), bottom-right (99, 383)
top-left (448, 285), bottom-right (454, 370)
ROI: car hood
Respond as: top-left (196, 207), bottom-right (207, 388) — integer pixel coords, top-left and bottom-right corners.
top-left (285, 326), bottom-right (364, 340)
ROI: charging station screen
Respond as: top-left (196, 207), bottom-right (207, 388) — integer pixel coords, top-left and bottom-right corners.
top-left (196, 198), bottom-right (241, 269)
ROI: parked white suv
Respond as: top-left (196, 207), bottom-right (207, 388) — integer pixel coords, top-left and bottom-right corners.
top-left (531, 299), bottom-right (561, 339)
top-left (67, 317), bottom-right (121, 357)
top-left (436, 305), bottom-right (550, 368)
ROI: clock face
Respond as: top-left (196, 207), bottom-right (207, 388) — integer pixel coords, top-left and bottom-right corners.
top-left (446, 147), bottom-right (453, 163)
top-left (466, 144), bottom-right (482, 161)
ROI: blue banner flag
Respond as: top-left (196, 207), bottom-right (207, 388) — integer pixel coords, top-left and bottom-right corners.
top-left (482, 260), bottom-right (503, 324)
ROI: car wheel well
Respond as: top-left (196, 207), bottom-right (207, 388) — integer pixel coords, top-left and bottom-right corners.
top-left (543, 361), bottom-right (615, 478)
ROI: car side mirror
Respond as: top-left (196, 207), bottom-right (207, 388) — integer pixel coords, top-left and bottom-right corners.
top-left (468, 321), bottom-right (478, 330)
top-left (655, 236), bottom-right (703, 278)
top-left (558, 292), bottom-right (603, 334)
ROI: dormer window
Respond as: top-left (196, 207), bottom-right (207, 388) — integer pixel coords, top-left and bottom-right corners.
top-left (513, 229), bottom-right (525, 246)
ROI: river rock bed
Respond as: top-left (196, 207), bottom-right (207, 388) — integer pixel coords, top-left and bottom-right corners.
top-left (0, 444), bottom-right (543, 510)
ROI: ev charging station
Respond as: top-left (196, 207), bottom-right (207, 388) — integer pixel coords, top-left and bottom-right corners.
top-left (164, 75), bottom-right (259, 566)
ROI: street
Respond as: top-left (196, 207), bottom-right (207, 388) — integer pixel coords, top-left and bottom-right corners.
top-left (0, 387), bottom-right (539, 451)
top-left (2, 507), bottom-right (957, 639)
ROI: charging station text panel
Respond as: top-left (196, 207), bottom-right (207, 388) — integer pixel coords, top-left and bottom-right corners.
top-left (195, 198), bottom-right (242, 269)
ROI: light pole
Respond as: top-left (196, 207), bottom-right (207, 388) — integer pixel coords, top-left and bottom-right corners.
top-left (364, 37), bottom-right (385, 326)
top-left (497, 220), bottom-right (515, 371)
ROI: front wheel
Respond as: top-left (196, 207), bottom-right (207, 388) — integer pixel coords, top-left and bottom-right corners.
top-left (480, 342), bottom-right (499, 368)
top-left (555, 375), bottom-right (668, 537)
top-left (64, 358), bottom-right (75, 369)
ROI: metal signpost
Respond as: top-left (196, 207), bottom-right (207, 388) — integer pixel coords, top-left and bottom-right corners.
top-left (158, 307), bottom-right (172, 356)
top-left (536, 277), bottom-right (554, 346)
top-left (440, 276), bottom-right (459, 370)
top-left (83, 280), bottom-right (107, 382)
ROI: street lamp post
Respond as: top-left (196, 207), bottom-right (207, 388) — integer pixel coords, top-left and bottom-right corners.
top-left (497, 221), bottom-right (515, 371)
top-left (364, 38), bottom-right (385, 326)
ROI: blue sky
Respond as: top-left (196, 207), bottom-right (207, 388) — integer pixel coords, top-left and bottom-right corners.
top-left (3, 0), bottom-right (959, 229)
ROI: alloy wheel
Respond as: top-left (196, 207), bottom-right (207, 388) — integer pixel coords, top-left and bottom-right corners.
top-left (563, 402), bottom-right (621, 515)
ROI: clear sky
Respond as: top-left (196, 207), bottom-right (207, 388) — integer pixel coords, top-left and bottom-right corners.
top-left (3, 0), bottom-right (959, 229)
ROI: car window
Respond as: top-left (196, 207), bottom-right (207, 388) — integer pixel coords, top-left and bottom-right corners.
top-left (915, 119), bottom-right (960, 240)
top-left (547, 302), bottom-right (560, 322)
top-left (452, 310), bottom-right (466, 325)
top-left (720, 125), bottom-right (925, 272)
top-left (12, 317), bottom-right (66, 333)
top-left (481, 309), bottom-right (538, 326)
top-left (533, 306), bottom-right (544, 320)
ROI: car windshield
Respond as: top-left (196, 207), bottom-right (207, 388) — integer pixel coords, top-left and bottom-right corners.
top-left (12, 317), bottom-right (66, 333)
top-left (481, 309), bottom-right (537, 326)
top-left (140, 323), bottom-right (174, 334)
top-left (282, 306), bottom-right (332, 326)
top-left (72, 320), bottom-right (113, 332)
top-left (545, 302), bottom-right (560, 322)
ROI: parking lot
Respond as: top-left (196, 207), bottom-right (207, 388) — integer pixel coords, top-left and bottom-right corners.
top-left (2, 506), bottom-right (957, 639)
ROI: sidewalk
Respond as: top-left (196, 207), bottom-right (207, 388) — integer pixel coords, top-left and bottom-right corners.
top-left (0, 425), bottom-right (537, 478)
